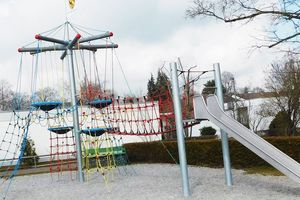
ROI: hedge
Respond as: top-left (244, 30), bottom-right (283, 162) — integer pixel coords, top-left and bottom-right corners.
top-left (124, 137), bottom-right (300, 169)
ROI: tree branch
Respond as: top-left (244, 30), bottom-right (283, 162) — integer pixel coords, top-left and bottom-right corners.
top-left (186, 0), bottom-right (300, 53)
top-left (268, 32), bottom-right (300, 48)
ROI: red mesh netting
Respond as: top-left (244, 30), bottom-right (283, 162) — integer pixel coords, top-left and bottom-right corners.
top-left (49, 131), bottom-right (77, 179)
top-left (80, 88), bottom-right (195, 138)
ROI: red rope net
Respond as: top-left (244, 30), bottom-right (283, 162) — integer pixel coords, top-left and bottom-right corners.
top-left (49, 131), bottom-right (77, 180)
top-left (85, 88), bottom-right (195, 138)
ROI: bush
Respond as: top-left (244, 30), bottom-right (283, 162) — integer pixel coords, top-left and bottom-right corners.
top-left (22, 138), bottom-right (39, 166)
top-left (124, 137), bottom-right (300, 168)
top-left (269, 111), bottom-right (290, 136)
top-left (200, 126), bottom-right (216, 136)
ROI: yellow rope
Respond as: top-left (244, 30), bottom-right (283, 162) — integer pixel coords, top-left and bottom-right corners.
top-left (81, 134), bottom-right (117, 184)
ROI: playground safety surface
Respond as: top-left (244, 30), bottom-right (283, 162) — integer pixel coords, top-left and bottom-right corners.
top-left (6, 164), bottom-right (300, 200)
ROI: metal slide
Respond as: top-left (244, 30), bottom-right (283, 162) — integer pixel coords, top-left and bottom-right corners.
top-left (193, 94), bottom-right (300, 183)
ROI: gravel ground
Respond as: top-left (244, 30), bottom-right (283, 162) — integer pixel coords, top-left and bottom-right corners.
top-left (4, 164), bottom-right (300, 200)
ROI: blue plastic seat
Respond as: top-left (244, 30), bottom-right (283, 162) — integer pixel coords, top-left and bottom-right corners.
top-left (81, 127), bottom-right (112, 137)
top-left (31, 101), bottom-right (63, 112)
top-left (89, 99), bottom-right (112, 109)
top-left (48, 126), bottom-right (73, 134)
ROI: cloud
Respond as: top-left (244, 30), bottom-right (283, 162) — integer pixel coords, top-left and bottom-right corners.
top-left (113, 21), bottom-right (277, 94)
top-left (0, 0), bottom-right (280, 96)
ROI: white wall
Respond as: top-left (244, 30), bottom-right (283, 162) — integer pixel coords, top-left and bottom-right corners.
top-left (245, 98), bottom-right (273, 132)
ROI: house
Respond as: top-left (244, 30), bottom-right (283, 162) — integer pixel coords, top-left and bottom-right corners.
top-left (224, 92), bottom-right (276, 135)
top-left (189, 92), bottom-right (277, 137)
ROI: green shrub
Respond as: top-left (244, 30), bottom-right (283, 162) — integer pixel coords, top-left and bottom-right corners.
top-left (22, 138), bottom-right (39, 166)
top-left (269, 111), bottom-right (290, 136)
top-left (124, 137), bottom-right (300, 169)
top-left (200, 126), bottom-right (216, 136)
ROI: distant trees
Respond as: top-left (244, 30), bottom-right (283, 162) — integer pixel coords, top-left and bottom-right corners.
top-left (0, 79), bottom-right (70, 111)
top-left (252, 87), bottom-right (264, 93)
top-left (222, 71), bottom-right (235, 95)
top-left (264, 57), bottom-right (300, 136)
top-left (0, 79), bottom-right (32, 111)
top-left (0, 80), bottom-right (14, 111)
top-left (12, 92), bottom-right (31, 111)
top-left (156, 71), bottom-right (170, 94)
top-left (202, 80), bottom-right (216, 95)
top-left (146, 70), bottom-right (174, 138)
top-left (202, 78), bottom-right (228, 96)
top-left (186, 0), bottom-right (300, 54)
top-left (240, 87), bottom-right (250, 94)
top-left (147, 71), bottom-right (171, 100)
top-left (33, 87), bottom-right (60, 102)
top-left (147, 73), bottom-right (157, 99)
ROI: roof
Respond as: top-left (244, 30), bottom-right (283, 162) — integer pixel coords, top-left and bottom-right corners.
top-left (237, 92), bottom-right (279, 100)
top-left (223, 95), bottom-right (236, 103)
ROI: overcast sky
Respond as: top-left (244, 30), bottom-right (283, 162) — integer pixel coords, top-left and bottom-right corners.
top-left (0, 0), bottom-right (281, 95)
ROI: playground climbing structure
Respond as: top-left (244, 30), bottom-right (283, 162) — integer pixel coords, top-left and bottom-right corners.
top-left (0, 21), bottom-right (196, 199)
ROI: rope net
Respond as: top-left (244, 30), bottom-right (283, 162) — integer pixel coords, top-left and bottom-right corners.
top-left (0, 111), bottom-right (32, 199)
top-left (81, 133), bottom-right (116, 183)
top-left (78, 90), bottom-right (194, 138)
top-left (49, 130), bottom-right (77, 180)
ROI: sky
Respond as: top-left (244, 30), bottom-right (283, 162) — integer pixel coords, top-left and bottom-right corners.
top-left (0, 0), bottom-right (282, 96)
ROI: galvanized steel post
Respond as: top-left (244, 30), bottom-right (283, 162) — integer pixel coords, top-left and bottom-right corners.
top-left (170, 62), bottom-right (191, 197)
top-left (213, 63), bottom-right (233, 186)
top-left (67, 48), bottom-right (84, 182)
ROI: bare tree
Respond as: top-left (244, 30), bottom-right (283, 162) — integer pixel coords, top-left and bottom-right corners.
top-left (0, 79), bottom-right (14, 111)
top-left (222, 71), bottom-right (235, 95)
top-left (178, 58), bottom-right (198, 138)
top-left (13, 92), bottom-right (31, 111)
top-left (265, 57), bottom-right (300, 135)
top-left (186, 0), bottom-right (300, 53)
top-left (252, 86), bottom-right (265, 93)
top-left (33, 87), bottom-right (60, 102)
top-left (248, 103), bottom-right (269, 133)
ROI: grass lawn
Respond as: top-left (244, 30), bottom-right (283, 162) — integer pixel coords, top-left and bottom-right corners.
top-left (243, 166), bottom-right (283, 176)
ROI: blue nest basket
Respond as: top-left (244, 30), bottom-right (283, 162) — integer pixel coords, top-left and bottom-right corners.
top-left (89, 99), bottom-right (112, 109)
top-left (31, 101), bottom-right (63, 112)
top-left (81, 127), bottom-right (112, 137)
top-left (48, 126), bottom-right (73, 134)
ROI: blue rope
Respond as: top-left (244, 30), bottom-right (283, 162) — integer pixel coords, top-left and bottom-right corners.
top-left (2, 110), bottom-right (32, 200)
top-left (1, 44), bottom-right (38, 199)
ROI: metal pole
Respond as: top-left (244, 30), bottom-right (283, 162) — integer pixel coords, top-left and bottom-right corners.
top-left (18, 44), bottom-right (118, 54)
top-left (213, 63), bottom-right (233, 186)
top-left (35, 34), bottom-right (68, 45)
top-left (79, 31), bottom-right (113, 43)
top-left (67, 49), bottom-right (84, 182)
top-left (170, 62), bottom-right (190, 197)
